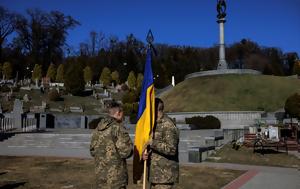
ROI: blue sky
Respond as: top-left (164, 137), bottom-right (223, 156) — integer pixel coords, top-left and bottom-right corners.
top-left (1, 0), bottom-right (300, 55)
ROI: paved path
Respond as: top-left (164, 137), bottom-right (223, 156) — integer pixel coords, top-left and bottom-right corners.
top-left (198, 162), bottom-right (300, 189)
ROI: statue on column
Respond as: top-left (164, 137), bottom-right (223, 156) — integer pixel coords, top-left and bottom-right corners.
top-left (217, 0), bottom-right (227, 19)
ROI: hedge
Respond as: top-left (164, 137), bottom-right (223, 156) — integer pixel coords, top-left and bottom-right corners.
top-left (185, 115), bottom-right (221, 130)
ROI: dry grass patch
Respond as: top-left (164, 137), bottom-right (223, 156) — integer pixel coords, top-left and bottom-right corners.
top-left (207, 144), bottom-right (300, 168)
top-left (0, 156), bottom-right (244, 189)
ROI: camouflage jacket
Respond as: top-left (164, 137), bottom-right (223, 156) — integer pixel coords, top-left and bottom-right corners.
top-left (90, 116), bottom-right (133, 188)
top-left (149, 114), bottom-right (179, 184)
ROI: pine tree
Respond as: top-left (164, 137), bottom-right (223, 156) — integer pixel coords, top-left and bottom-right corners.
top-left (2, 62), bottom-right (13, 79)
top-left (100, 67), bottom-right (111, 87)
top-left (136, 73), bottom-right (144, 91)
top-left (32, 64), bottom-right (42, 81)
top-left (111, 70), bottom-right (120, 84)
top-left (83, 66), bottom-right (93, 83)
top-left (0, 63), bottom-right (2, 79)
top-left (46, 63), bottom-right (56, 81)
top-left (56, 64), bottom-right (64, 82)
top-left (64, 63), bottom-right (85, 95)
top-left (293, 60), bottom-right (300, 76)
top-left (127, 71), bottom-right (136, 90)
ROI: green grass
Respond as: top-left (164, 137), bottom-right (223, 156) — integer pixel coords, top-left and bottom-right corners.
top-left (161, 74), bottom-right (300, 112)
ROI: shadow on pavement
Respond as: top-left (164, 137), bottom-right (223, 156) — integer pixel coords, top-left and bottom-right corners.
top-left (0, 171), bottom-right (8, 176)
top-left (254, 149), bottom-right (286, 155)
top-left (0, 181), bottom-right (26, 189)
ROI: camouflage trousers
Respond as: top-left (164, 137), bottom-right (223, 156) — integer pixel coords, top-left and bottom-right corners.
top-left (150, 183), bottom-right (174, 189)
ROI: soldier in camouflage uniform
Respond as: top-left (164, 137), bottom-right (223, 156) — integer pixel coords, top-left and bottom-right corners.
top-left (90, 102), bottom-right (133, 189)
top-left (143, 98), bottom-right (180, 189)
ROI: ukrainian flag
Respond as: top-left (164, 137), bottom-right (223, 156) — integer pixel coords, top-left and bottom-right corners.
top-left (133, 48), bottom-right (155, 183)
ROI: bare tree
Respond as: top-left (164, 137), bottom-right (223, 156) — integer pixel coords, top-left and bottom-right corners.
top-left (97, 31), bottom-right (106, 50)
top-left (14, 9), bottom-right (79, 71)
top-left (90, 31), bottom-right (97, 56)
top-left (0, 6), bottom-right (18, 62)
top-left (79, 42), bottom-right (89, 56)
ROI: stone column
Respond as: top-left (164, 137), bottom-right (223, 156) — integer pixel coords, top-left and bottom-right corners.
top-left (13, 99), bottom-right (23, 129)
top-left (171, 76), bottom-right (175, 86)
top-left (217, 18), bottom-right (228, 69)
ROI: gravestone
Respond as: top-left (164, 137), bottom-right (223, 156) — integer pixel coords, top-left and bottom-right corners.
top-left (268, 126), bottom-right (279, 140)
top-left (35, 79), bottom-right (39, 88)
top-left (81, 116), bottom-right (87, 129)
top-left (42, 101), bottom-right (47, 109)
top-left (39, 113), bottom-right (47, 129)
top-left (56, 86), bottom-right (60, 93)
top-left (23, 94), bottom-right (29, 102)
top-left (39, 113), bottom-right (54, 129)
top-left (13, 99), bottom-right (23, 129)
top-left (70, 106), bottom-right (83, 113)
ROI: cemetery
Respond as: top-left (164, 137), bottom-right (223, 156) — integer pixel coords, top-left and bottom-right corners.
top-left (0, 0), bottom-right (300, 188)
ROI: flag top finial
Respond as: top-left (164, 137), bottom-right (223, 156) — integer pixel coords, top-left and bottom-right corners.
top-left (146, 29), bottom-right (154, 44)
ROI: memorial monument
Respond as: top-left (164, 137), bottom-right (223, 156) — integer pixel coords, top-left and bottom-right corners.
top-left (184, 0), bottom-right (261, 80)
top-left (217, 0), bottom-right (228, 69)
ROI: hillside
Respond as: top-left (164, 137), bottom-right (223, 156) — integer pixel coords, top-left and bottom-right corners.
top-left (160, 74), bottom-right (300, 112)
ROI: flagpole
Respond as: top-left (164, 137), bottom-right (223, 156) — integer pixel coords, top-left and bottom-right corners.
top-left (143, 149), bottom-right (147, 189)
top-left (142, 29), bottom-right (154, 189)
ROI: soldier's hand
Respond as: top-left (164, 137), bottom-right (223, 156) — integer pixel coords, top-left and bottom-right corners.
top-left (142, 150), bottom-right (149, 160)
top-left (142, 149), bottom-right (152, 160)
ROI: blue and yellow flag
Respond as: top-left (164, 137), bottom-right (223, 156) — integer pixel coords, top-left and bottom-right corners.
top-left (133, 48), bottom-right (155, 183)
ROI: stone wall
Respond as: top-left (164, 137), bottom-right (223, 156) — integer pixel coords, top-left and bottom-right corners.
top-left (54, 114), bottom-right (105, 129)
top-left (184, 69), bottom-right (261, 80)
top-left (40, 111), bottom-right (262, 129)
top-left (166, 111), bottom-right (263, 129)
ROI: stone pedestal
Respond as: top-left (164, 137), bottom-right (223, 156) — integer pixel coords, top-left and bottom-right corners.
top-left (39, 113), bottom-right (47, 130)
top-left (80, 116), bottom-right (87, 129)
top-left (217, 18), bottom-right (228, 69)
top-left (13, 99), bottom-right (23, 129)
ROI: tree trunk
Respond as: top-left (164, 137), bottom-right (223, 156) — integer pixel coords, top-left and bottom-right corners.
top-left (0, 39), bottom-right (3, 63)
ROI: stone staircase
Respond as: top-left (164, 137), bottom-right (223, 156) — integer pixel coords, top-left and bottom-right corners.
top-left (0, 129), bottom-right (243, 163)
top-left (0, 131), bottom-right (92, 158)
top-left (0, 133), bottom-right (91, 149)
top-left (244, 133), bottom-right (257, 147)
top-left (286, 140), bottom-right (298, 151)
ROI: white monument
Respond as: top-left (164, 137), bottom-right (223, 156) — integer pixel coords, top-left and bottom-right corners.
top-left (171, 76), bottom-right (175, 86)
